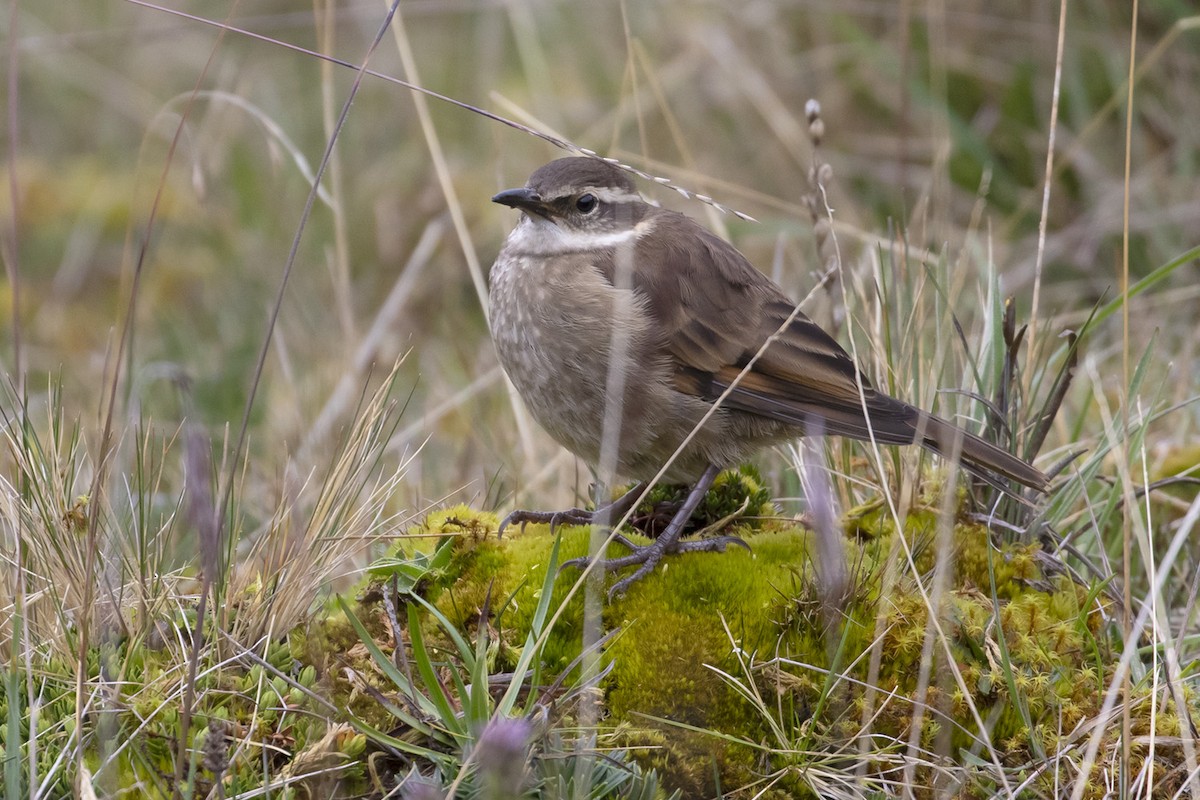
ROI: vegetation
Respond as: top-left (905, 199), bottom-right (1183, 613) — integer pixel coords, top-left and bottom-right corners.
top-left (2, 1), bottom-right (1199, 798)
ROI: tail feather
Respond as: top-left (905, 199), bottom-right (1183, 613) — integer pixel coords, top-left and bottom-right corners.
top-left (805, 397), bottom-right (1048, 493)
top-left (690, 367), bottom-right (1048, 492)
top-left (916, 412), bottom-right (1048, 492)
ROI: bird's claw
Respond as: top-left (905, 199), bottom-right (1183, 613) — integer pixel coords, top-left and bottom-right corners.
top-left (498, 507), bottom-right (594, 538)
top-left (565, 533), bottom-right (753, 599)
top-left (496, 483), bottom-right (648, 539)
top-left (497, 471), bottom-right (740, 599)
top-left (680, 534), bottom-right (750, 553)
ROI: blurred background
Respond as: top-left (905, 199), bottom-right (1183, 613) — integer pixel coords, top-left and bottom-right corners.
top-left (3, 0), bottom-right (1198, 529)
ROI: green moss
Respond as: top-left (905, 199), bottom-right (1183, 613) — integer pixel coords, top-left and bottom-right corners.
top-left (255, 482), bottom-right (1195, 798)
top-left (372, 490), bottom-right (1191, 798)
top-left (0, 622), bottom-right (351, 799)
top-left (602, 528), bottom-right (808, 723)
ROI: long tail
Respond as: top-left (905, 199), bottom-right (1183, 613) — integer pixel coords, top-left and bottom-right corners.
top-left (914, 411), bottom-right (1048, 492)
top-left (811, 394), bottom-right (1049, 492)
top-left (693, 367), bottom-right (1049, 492)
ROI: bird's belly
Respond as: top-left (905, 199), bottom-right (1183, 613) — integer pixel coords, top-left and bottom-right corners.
top-left (488, 256), bottom-right (785, 482)
top-left (489, 271), bottom-right (637, 467)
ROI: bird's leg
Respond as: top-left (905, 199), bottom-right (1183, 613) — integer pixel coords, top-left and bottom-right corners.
top-left (565, 464), bottom-right (750, 600)
top-left (497, 481), bottom-right (647, 537)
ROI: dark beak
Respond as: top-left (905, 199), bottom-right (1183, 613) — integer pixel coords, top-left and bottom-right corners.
top-left (492, 187), bottom-right (549, 217)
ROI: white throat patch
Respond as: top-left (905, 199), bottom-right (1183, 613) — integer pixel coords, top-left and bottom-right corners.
top-left (504, 215), bottom-right (657, 256)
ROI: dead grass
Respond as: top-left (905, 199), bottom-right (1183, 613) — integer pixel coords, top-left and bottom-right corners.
top-left (3, 0), bottom-right (1199, 796)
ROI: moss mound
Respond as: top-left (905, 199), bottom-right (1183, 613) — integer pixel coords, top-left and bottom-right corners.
top-left (361, 491), bottom-right (1189, 798)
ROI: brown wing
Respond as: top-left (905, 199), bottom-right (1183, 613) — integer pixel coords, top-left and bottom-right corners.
top-left (598, 210), bottom-right (1047, 491)
top-left (622, 210), bottom-right (894, 433)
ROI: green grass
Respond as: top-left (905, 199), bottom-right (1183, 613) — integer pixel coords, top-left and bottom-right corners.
top-left (2, 1), bottom-right (1199, 797)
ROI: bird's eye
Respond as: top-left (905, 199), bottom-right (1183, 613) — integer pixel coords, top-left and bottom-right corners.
top-left (575, 193), bottom-right (598, 214)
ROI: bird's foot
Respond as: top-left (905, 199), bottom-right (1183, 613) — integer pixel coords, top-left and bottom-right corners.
top-left (564, 532), bottom-right (750, 600)
top-left (498, 466), bottom-right (745, 600)
top-left (498, 506), bottom-right (594, 536)
top-left (496, 482), bottom-right (648, 537)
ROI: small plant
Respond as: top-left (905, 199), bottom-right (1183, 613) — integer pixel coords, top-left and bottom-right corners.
top-left (335, 528), bottom-right (678, 798)
top-left (614, 465), bottom-right (779, 540)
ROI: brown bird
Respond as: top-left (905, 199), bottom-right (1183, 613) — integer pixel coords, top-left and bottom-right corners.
top-left (489, 157), bottom-right (1047, 597)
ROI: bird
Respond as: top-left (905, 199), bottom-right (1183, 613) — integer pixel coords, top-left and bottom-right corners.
top-left (488, 156), bottom-right (1047, 597)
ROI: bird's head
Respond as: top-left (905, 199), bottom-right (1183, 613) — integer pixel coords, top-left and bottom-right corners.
top-left (492, 158), bottom-right (649, 241)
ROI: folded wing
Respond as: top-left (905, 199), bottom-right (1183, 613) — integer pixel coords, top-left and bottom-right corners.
top-left (605, 211), bottom-right (1046, 491)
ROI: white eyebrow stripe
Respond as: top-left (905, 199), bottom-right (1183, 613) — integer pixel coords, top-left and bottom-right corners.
top-left (587, 187), bottom-right (644, 203)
